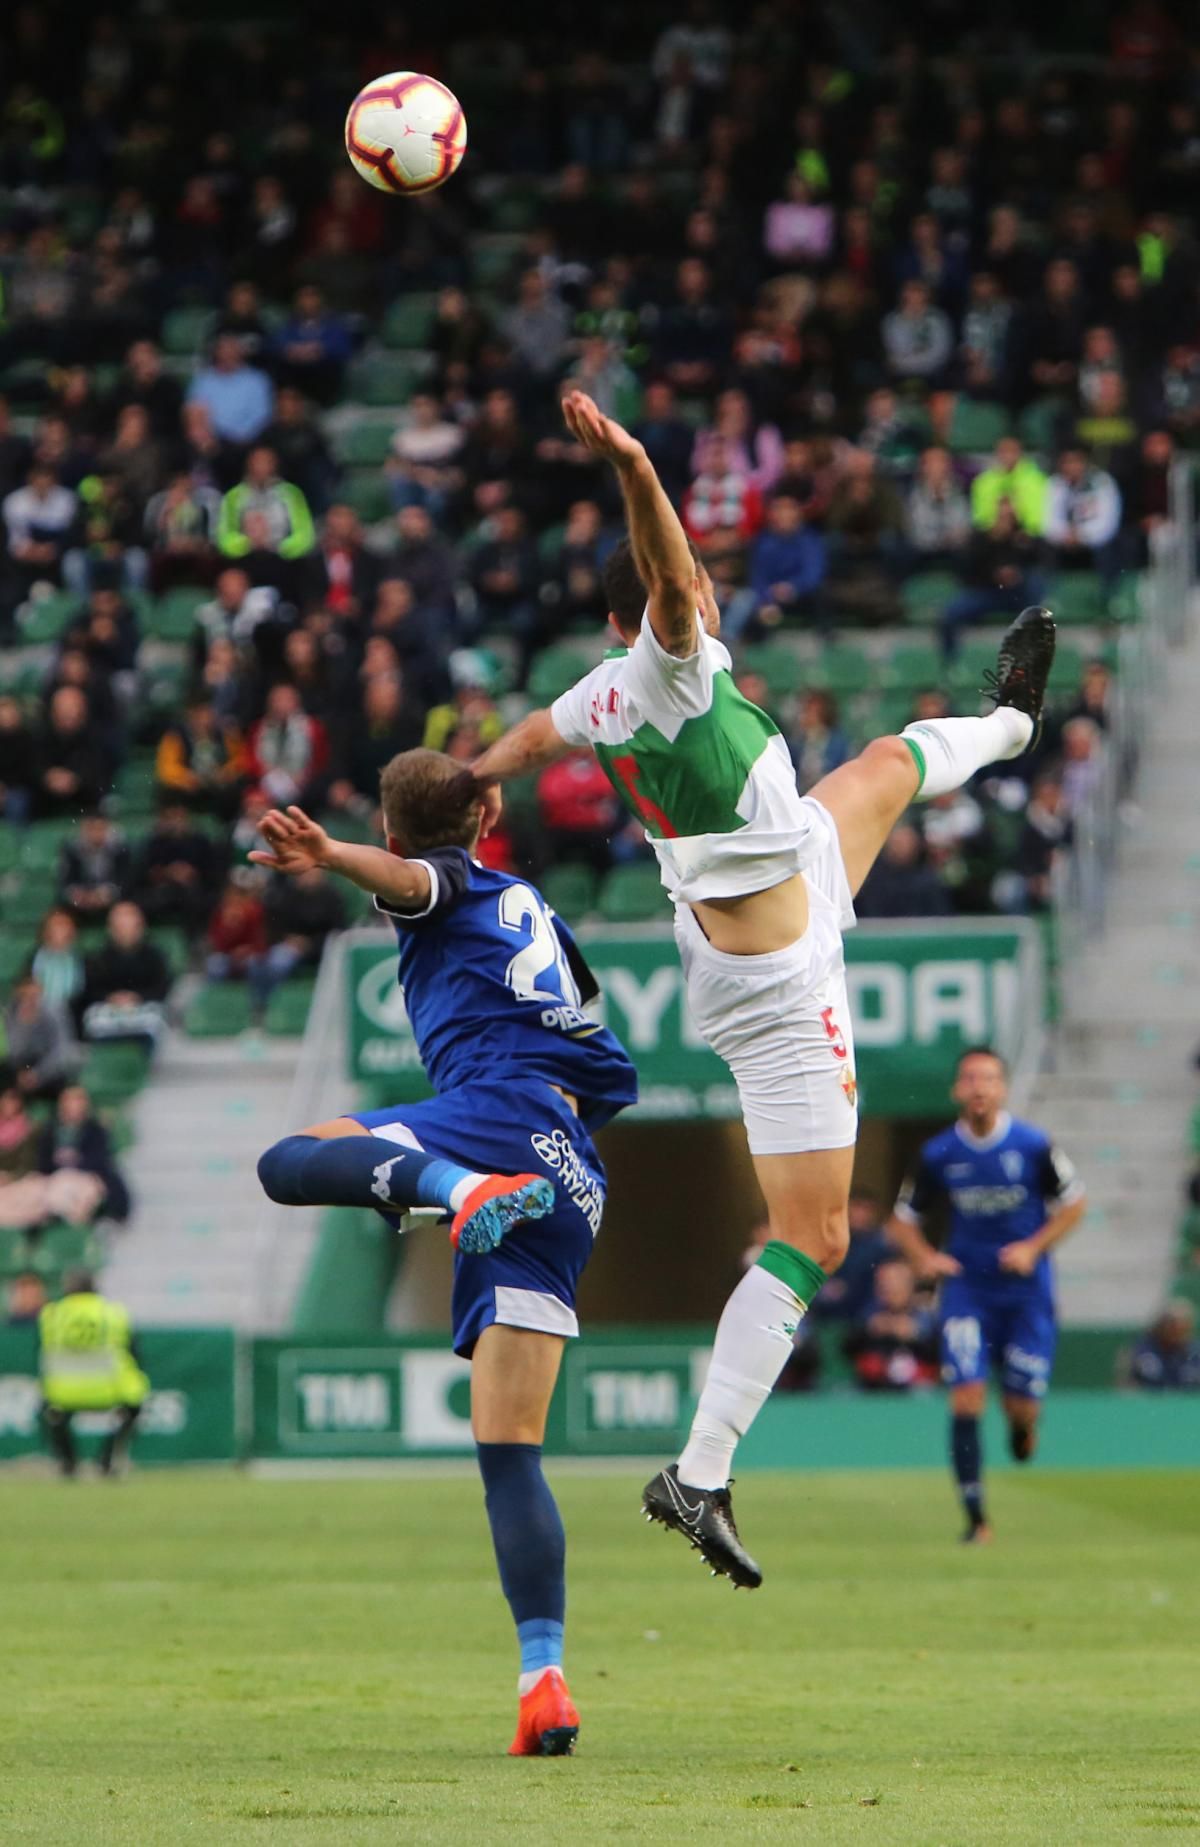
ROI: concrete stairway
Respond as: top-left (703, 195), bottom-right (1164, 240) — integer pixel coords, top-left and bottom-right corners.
top-left (1031, 614), bottom-right (1200, 1325)
top-left (102, 1029), bottom-right (302, 1328)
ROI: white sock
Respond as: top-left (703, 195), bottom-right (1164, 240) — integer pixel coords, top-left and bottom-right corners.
top-left (677, 1263), bottom-right (807, 1491)
top-left (448, 1172), bottom-right (488, 1213)
top-left (518, 1666), bottom-right (557, 1696)
top-left (902, 709), bottom-right (1032, 799)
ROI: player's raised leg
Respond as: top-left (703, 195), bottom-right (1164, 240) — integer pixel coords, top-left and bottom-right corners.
top-left (811, 606), bottom-right (1056, 897)
top-left (257, 1115), bottom-right (556, 1255)
top-left (472, 1324), bottom-right (580, 1757)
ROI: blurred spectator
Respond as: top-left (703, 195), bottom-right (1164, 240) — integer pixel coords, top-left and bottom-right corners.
top-left (423, 661), bottom-right (506, 755)
top-left (2, 976), bottom-right (79, 1099)
top-left (791, 691), bottom-right (851, 792)
top-left (543, 500), bottom-right (609, 635)
top-left (632, 380), bottom-right (695, 504)
top-left (923, 789), bottom-right (993, 911)
top-left (1043, 447), bottom-right (1123, 588)
top-left (655, 258), bottom-right (730, 395)
top-left (1003, 774), bottom-right (1073, 913)
top-left (0, 695), bottom-right (36, 824)
top-left (135, 802), bottom-right (222, 936)
top-left (811, 1192), bottom-right (893, 1323)
top-left (37, 1083), bottom-right (131, 1224)
top-left (155, 699), bottom-right (247, 816)
top-left (328, 674), bottom-right (425, 811)
top-left (194, 565), bottom-right (280, 657)
top-left (216, 445), bottom-right (315, 562)
top-left (112, 340), bottom-right (183, 442)
top-left (389, 504), bottom-right (457, 615)
top-left (269, 285), bottom-right (353, 404)
top-left (60, 813), bottom-right (132, 922)
top-left (960, 271), bottom-right (1013, 396)
top-left (882, 280), bottom-right (954, 385)
top-left (1058, 717), bottom-right (1106, 815)
top-left (31, 909), bottom-right (85, 1016)
top-left (389, 392), bottom-right (465, 519)
top-left (856, 824), bottom-right (952, 920)
top-left (248, 682), bottom-right (329, 808)
top-left (251, 869), bottom-right (346, 1016)
top-left (303, 504), bottom-right (380, 621)
top-left (500, 270), bottom-right (570, 382)
top-left (970, 437), bottom-right (1048, 536)
top-left (186, 332), bottom-right (274, 447)
top-left (144, 472), bottom-right (221, 591)
top-left (825, 450), bottom-right (906, 600)
top-left (470, 506), bottom-right (540, 653)
top-left (206, 878), bottom-right (268, 985)
top-left (683, 436), bottom-right (763, 547)
top-left (79, 903), bottom-right (170, 1050)
top-left (34, 686), bottom-right (113, 817)
top-left (843, 1259), bottom-right (940, 1391)
top-left (263, 387), bottom-right (337, 515)
top-left (96, 404), bottom-right (164, 508)
top-left (536, 751), bottom-right (620, 874)
top-left (694, 389), bottom-right (785, 496)
top-left (2, 465), bottom-right (80, 620)
top-left (906, 446), bottom-right (971, 564)
top-left (1023, 257), bottom-right (1087, 397)
top-left (939, 502), bottom-right (1046, 660)
top-left (1126, 1301), bottom-right (1200, 1390)
top-left (7, 1272), bottom-right (48, 1326)
top-left (748, 493), bottom-right (826, 634)
top-left (214, 281), bottom-right (271, 363)
top-left (763, 174), bottom-right (835, 269)
top-left (857, 387), bottom-right (927, 474)
top-left (0, 1083), bottom-right (38, 1177)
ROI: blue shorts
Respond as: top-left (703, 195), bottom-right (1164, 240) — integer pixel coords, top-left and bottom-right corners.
top-left (939, 1278), bottom-right (1057, 1401)
top-left (350, 1080), bottom-right (605, 1359)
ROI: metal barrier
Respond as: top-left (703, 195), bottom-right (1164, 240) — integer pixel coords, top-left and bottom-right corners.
top-left (1053, 461), bottom-right (1197, 1019)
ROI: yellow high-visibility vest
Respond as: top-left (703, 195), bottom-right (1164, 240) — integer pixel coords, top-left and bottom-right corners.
top-left (38, 1293), bottom-right (149, 1412)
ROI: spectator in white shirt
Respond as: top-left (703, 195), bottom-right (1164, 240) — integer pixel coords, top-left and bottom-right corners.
top-left (1043, 445), bottom-right (1124, 587)
top-left (2, 465), bottom-right (82, 623)
top-left (882, 279), bottom-right (955, 385)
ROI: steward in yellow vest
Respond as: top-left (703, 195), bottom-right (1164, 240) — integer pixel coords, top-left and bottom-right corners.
top-left (38, 1270), bottom-right (149, 1477)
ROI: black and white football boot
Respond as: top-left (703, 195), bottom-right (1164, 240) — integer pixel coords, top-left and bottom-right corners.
top-left (641, 1464), bottom-right (763, 1589)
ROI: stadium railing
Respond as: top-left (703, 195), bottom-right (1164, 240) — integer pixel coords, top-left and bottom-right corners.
top-left (1052, 459), bottom-right (1197, 1021)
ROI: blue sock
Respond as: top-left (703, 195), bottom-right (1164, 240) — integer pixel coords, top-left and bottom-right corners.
top-left (257, 1133), bottom-right (481, 1213)
top-left (951, 1414), bottom-right (985, 1523)
top-left (477, 1442), bottom-right (565, 1676)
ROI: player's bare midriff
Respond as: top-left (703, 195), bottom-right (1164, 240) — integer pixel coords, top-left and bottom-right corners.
top-left (690, 871), bottom-right (810, 955)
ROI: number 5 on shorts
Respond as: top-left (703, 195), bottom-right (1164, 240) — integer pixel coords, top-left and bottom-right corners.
top-left (821, 1005), bottom-right (848, 1061)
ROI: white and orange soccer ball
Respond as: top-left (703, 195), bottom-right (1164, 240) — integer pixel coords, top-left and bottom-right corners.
top-left (344, 72), bottom-right (467, 196)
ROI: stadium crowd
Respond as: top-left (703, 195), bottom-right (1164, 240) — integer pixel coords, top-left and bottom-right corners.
top-left (0, 3), bottom-right (1196, 1267)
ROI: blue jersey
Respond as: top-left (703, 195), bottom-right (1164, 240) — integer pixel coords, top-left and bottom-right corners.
top-left (379, 847), bottom-right (638, 1132)
top-left (895, 1112), bottom-right (1082, 1305)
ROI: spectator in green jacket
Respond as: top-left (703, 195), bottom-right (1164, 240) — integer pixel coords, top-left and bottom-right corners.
top-left (970, 435), bottom-right (1049, 536)
top-left (216, 446), bottom-right (315, 562)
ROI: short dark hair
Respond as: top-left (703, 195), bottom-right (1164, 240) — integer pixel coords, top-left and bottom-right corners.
top-left (955, 1044), bottom-right (1007, 1075)
top-left (602, 535), bottom-right (701, 638)
top-left (379, 748), bottom-right (482, 856)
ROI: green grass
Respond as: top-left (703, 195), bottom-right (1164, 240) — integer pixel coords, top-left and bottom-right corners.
top-left (0, 1469), bottom-right (1197, 1844)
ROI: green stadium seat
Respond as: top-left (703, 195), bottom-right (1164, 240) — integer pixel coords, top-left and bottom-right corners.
top-left (146, 586), bottom-right (207, 641)
top-left (540, 863), bottom-right (598, 926)
top-left (468, 236), bottom-right (525, 288)
top-left (948, 400), bottom-right (1009, 455)
top-left (0, 1227), bottom-right (34, 1279)
top-left (900, 571), bottom-right (958, 626)
top-left (1047, 643), bottom-right (1085, 695)
top-left (0, 356), bottom-right (53, 406)
top-left (18, 821), bottom-right (74, 874)
top-left (0, 832), bottom-right (17, 875)
top-left (185, 981), bottom-right (253, 1038)
top-left (19, 592), bottom-right (84, 646)
top-left (597, 863), bottom-right (670, 924)
top-left (737, 644), bottom-right (805, 701)
top-left (149, 926), bottom-right (191, 980)
top-left (79, 1041), bottom-right (152, 1106)
top-left (1048, 573), bottom-right (1110, 626)
top-left (810, 643), bottom-right (872, 697)
top-left (537, 522), bottom-right (566, 567)
top-left (347, 352), bottom-right (433, 407)
top-left (490, 192), bottom-right (539, 234)
top-left (2, 881), bottom-right (57, 932)
top-left (1018, 396), bottom-right (1067, 456)
top-left (883, 640), bottom-right (944, 691)
top-left (1109, 573), bottom-right (1142, 625)
top-left (381, 293), bottom-right (438, 349)
top-left (0, 932), bottom-right (34, 987)
top-left (334, 422), bottom-right (395, 468)
top-left (526, 647), bottom-right (591, 705)
top-left (949, 639), bottom-right (1007, 698)
top-left (341, 469), bottom-right (394, 525)
top-left (265, 978), bottom-right (314, 1036)
top-left (161, 306), bottom-right (214, 357)
top-left (113, 757), bottom-right (160, 814)
top-left (31, 1222), bottom-right (100, 1282)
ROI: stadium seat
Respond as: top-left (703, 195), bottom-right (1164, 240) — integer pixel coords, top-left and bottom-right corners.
top-left (145, 587), bottom-right (207, 642)
top-left (79, 1042), bottom-right (152, 1106)
top-left (161, 306), bottom-right (214, 356)
top-left (540, 863), bottom-right (598, 925)
top-left (113, 757), bottom-right (160, 814)
top-left (597, 863), bottom-right (670, 924)
top-left (0, 832), bottom-right (18, 876)
top-left (810, 643), bottom-right (872, 697)
top-left (18, 821), bottom-right (73, 874)
top-left (341, 470), bottom-right (394, 524)
top-left (949, 639), bottom-right (1006, 698)
top-left (526, 647), bottom-right (591, 704)
top-left (348, 352), bottom-right (433, 407)
top-left (1047, 573), bottom-right (1110, 626)
top-left (149, 927), bottom-right (191, 980)
top-left (900, 571), bottom-right (958, 626)
top-left (334, 421), bottom-right (395, 468)
top-left (1109, 574), bottom-right (1142, 625)
top-left (381, 293), bottom-right (438, 349)
top-left (264, 978), bottom-right (315, 1036)
top-left (185, 982), bottom-right (253, 1037)
top-left (883, 639), bottom-right (943, 691)
top-left (1018, 396), bottom-right (1067, 456)
top-left (1048, 643), bottom-right (1085, 695)
top-left (948, 400), bottom-right (1009, 455)
top-left (0, 1227), bottom-right (33, 1279)
top-left (737, 643), bottom-right (805, 701)
top-left (0, 933), bottom-right (34, 987)
top-left (18, 592), bottom-right (84, 646)
top-left (2, 880), bottom-right (57, 932)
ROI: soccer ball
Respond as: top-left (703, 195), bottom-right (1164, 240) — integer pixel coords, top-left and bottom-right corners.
top-left (344, 72), bottom-right (467, 196)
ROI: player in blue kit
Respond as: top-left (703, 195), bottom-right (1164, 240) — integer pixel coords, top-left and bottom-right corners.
top-left (887, 1047), bottom-right (1086, 1543)
top-left (254, 747), bottom-right (637, 1755)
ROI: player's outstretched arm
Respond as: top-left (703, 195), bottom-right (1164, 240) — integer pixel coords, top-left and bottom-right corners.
top-left (471, 707), bottom-right (573, 791)
top-left (885, 1209), bottom-right (962, 1281)
top-left (997, 1192), bottom-right (1087, 1275)
top-left (562, 389), bottom-right (697, 658)
top-left (249, 806), bottom-right (432, 910)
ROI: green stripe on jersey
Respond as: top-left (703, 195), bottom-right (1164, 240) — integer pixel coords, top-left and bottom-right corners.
top-left (593, 672), bottom-right (780, 840)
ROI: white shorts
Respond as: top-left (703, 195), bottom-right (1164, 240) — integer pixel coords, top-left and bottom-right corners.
top-left (674, 797), bottom-right (859, 1156)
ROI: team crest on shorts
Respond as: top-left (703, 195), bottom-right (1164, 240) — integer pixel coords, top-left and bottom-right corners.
top-left (840, 1066), bottom-right (858, 1107)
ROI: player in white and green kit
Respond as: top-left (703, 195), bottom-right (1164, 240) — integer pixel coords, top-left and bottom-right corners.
top-left (474, 391), bottom-right (1055, 1586)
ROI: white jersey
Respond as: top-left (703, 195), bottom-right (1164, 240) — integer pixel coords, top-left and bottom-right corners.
top-left (550, 610), bottom-right (822, 903)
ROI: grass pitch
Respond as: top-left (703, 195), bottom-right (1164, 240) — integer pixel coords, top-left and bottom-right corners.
top-left (0, 1467), bottom-right (1196, 1844)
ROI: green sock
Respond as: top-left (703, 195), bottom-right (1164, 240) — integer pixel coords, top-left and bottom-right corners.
top-left (756, 1239), bottom-right (827, 1306)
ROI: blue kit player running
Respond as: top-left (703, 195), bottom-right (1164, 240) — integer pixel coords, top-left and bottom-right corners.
top-left (254, 748), bottom-right (637, 1756)
top-left (887, 1046), bottom-right (1087, 1543)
